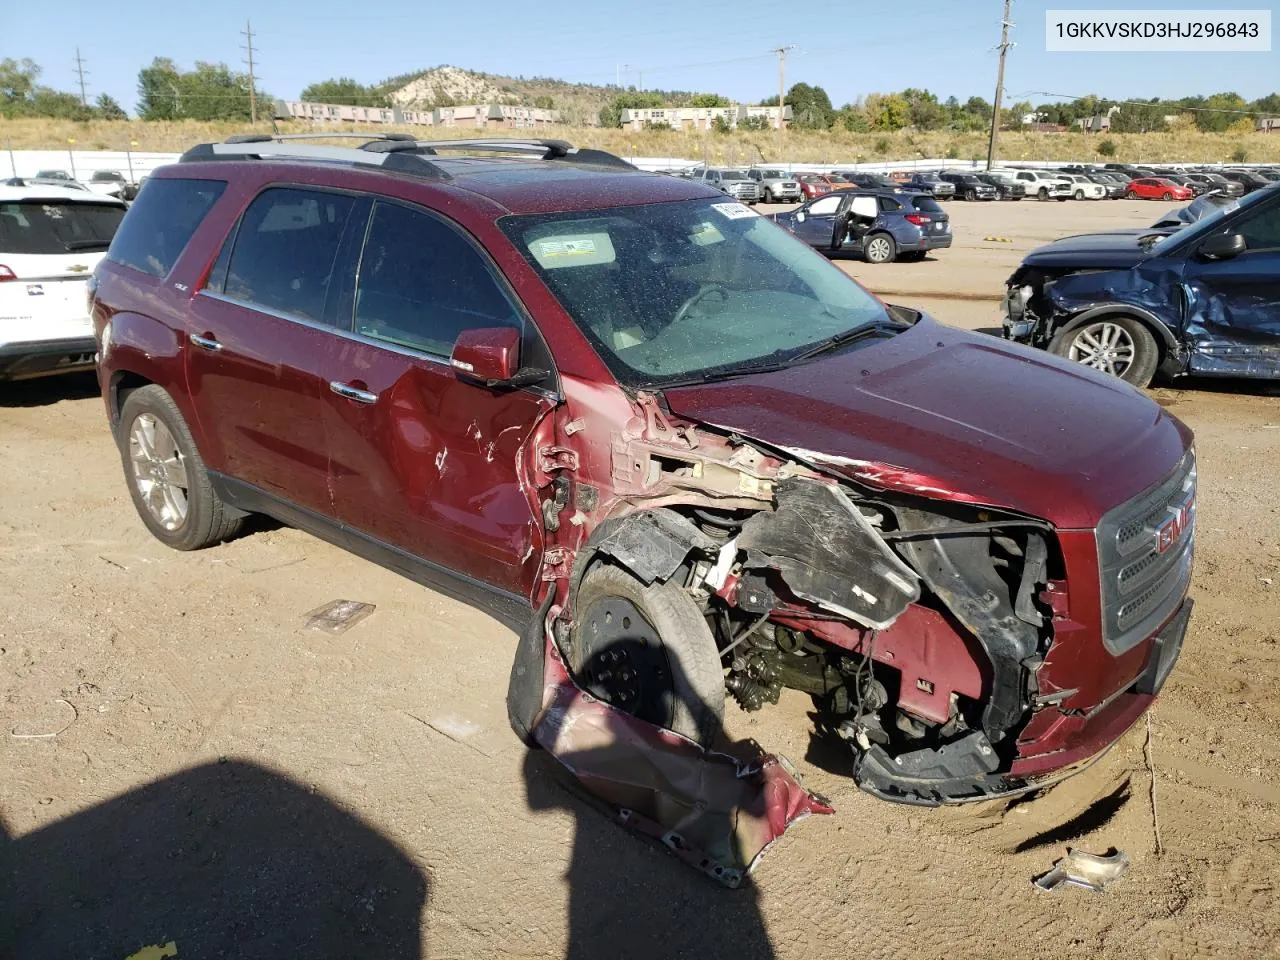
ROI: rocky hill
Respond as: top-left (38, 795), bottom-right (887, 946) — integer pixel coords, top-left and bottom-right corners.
top-left (379, 65), bottom-right (702, 126)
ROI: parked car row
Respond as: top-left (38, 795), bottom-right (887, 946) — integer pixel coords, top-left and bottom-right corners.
top-left (16, 169), bottom-right (141, 201)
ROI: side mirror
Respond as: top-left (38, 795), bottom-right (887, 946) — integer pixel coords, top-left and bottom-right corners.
top-left (450, 327), bottom-right (546, 388)
top-left (1199, 232), bottom-right (1246, 261)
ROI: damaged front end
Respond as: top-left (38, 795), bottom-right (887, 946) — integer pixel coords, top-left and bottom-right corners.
top-left (514, 388), bottom-right (1123, 815)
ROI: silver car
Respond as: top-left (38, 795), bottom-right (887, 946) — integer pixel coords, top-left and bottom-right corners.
top-left (747, 167), bottom-right (801, 203)
top-left (698, 168), bottom-right (761, 204)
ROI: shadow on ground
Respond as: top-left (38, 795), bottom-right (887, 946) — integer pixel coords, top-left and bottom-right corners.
top-left (524, 750), bottom-right (778, 960)
top-left (0, 372), bottom-right (101, 408)
top-left (1, 760), bottom-right (428, 959)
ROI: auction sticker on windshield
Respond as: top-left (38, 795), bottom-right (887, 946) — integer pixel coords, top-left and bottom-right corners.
top-left (528, 232), bottom-right (616, 269)
top-left (711, 202), bottom-right (760, 220)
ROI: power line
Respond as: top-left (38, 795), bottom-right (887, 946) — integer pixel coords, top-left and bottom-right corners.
top-left (241, 20), bottom-right (258, 123)
top-left (1019, 90), bottom-right (1266, 115)
top-left (986, 0), bottom-right (1013, 170)
top-left (74, 48), bottom-right (89, 107)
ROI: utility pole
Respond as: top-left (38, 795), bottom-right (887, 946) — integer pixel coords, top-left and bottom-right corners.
top-left (986, 0), bottom-right (1013, 170)
top-left (241, 19), bottom-right (258, 123)
top-left (773, 45), bottom-right (794, 164)
top-left (73, 48), bottom-right (89, 107)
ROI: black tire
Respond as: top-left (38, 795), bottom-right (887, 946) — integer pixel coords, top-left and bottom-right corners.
top-left (965, 188), bottom-right (976, 201)
top-left (117, 384), bottom-right (244, 550)
top-left (899, 251), bottom-right (927, 262)
top-left (764, 188), bottom-right (775, 203)
top-left (1162, 191), bottom-right (1173, 201)
top-left (1039, 187), bottom-right (1049, 200)
top-left (569, 564), bottom-right (725, 744)
top-left (1048, 315), bottom-right (1160, 388)
top-left (1074, 189), bottom-right (1085, 200)
top-left (863, 231), bottom-right (897, 264)
top-left (1126, 189), bottom-right (1138, 199)
top-left (1057, 196), bottom-right (1068, 202)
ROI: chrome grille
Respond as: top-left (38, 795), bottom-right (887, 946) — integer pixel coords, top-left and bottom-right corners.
top-left (1097, 450), bottom-right (1196, 654)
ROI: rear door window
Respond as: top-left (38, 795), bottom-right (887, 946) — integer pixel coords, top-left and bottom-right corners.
top-left (353, 200), bottom-right (522, 359)
top-left (222, 187), bottom-right (365, 323)
top-left (106, 177), bottom-right (225, 277)
top-left (0, 200), bottom-right (125, 255)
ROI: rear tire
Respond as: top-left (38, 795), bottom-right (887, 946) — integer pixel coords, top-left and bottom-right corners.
top-left (1127, 189), bottom-right (1138, 199)
top-left (863, 232), bottom-right (897, 264)
top-left (1049, 315), bottom-right (1159, 388)
top-left (1074, 189), bottom-right (1085, 200)
top-left (1039, 187), bottom-right (1049, 200)
top-left (1162, 191), bottom-right (1173, 201)
top-left (569, 564), bottom-right (725, 745)
top-left (118, 385), bottom-right (244, 550)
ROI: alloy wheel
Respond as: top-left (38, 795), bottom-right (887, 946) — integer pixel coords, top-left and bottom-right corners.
top-left (866, 236), bottom-right (893, 263)
top-left (128, 413), bottom-right (190, 531)
top-left (1067, 322), bottom-right (1136, 378)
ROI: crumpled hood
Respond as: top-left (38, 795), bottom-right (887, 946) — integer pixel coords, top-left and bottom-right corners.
top-left (663, 318), bottom-right (1192, 529)
top-left (1020, 231), bottom-right (1156, 271)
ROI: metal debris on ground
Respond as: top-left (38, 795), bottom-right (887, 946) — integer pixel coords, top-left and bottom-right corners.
top-left (301, 599), bottom-right (376, 634)
top-left (10, 698), bottom-right (78, 739)
top-left (509, 604), bottom-right (833, 888)
top-left (1033, 848), bottom-right (1130, 893)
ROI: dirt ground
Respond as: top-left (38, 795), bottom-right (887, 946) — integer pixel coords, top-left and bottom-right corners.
top-left (3, 196), bottom-right (1279, 960)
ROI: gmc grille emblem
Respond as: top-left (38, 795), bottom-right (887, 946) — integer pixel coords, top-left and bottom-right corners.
top-left (1156, 496), bottom-right (1194, 554)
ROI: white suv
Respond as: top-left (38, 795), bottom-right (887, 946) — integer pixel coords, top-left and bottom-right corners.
top-left (1062, 174), bottom-right (1107, 200)
top-left (0, 182), bottom-right (127, 381)
top-left (1004, 170), bottom-right (1073, 201)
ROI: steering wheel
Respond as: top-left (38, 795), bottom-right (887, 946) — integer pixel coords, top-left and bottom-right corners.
top-left (671, 284), bottom-right (730, 326)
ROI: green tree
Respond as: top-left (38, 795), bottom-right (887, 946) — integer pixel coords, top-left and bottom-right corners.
top-left (1196, 92), bottom-right (1248, 132)
top-left (836, 106), bottom-right (870, 132)
top-left (901, 88), bottom-right (944, 129)
top-left (96, 93), bottom-right (127, 120)
top-left (1096, 138), bottom-right (1117, 157)
top-left (1252, 92), bottom-right (1280, 114)
top-left (1231, 146), bottom-right (1249, 163)
top-left (739, 114), bottom-right (769, 131)
top-left (300, 77), bottom-right (389, 107)
top-left (30, 88), bottom-right (91, 120)
top-left (137, 58), bottom-right (266, 121)
top-left (0, 58), bottom-right (39, 115)
top-left (1110, 102), bottom-right (1167, 133)
top-left (866, 92), bottom-right (909, 131)
top-left (532, 95), bottom-right (554, 109)
top-left (785, 82), bottom-right (833, 129)
top-left (598, 90), bottom-right (664, 127)
top-left (710, 115), bottom-right (733, 134)
top-left (691, 93), bottom-right (730, 107)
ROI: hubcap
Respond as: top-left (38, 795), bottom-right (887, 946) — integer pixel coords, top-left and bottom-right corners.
top-left (128, 413), bottom-right (189, 530)
top-left (577, 596), bottom-right (673, 723)
top-left (867, 237), bottom-right (891, 262)
top-left (1068, 322), bottom-right (1136, 378)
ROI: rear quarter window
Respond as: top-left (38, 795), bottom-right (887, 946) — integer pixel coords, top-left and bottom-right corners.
top-left (909, 196), bottom-right (943, 214)
top-left (106, 177), bottom-right (226, 278)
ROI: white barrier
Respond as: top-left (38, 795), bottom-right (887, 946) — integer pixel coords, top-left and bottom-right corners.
top-left (2, 148), bottom-right (1257, 184)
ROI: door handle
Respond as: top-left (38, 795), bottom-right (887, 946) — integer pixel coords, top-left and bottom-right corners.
top-left (190, 333), bottom-right (222, 352)
top-left (329, 381), bottom-right (378, 404)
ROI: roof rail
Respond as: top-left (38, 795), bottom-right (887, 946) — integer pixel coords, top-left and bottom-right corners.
top-left (179, 138), bottom-right (452, 181)
top-left (178, 134), bottom-right (636, 179)
top-left (370, 138), bottom-right (637, 170)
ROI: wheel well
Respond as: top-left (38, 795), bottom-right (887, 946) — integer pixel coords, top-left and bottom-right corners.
top-left (110, 371), bottom-right (153, 425)
top-left (1057, 308), bottom-right (1175, 363)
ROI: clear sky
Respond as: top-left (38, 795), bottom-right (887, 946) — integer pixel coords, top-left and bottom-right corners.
top-left (8, 0), bottom-right (1278, 114)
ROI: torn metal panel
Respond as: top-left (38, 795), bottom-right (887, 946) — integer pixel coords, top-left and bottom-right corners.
top-left (520, 617), bottom-right (832, 886)
top-left (1033, 849), bottom-right (1130, 893)
top-left (738, 477), bottom-right (919, 630)
top-left (894, 509), bottom-right (1041, 743)
top-left (587, 509), bottom-right (718, 585)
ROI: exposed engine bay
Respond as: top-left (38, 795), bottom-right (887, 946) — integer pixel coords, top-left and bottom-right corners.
top-left (523, 388), bottom-right (1064, 808)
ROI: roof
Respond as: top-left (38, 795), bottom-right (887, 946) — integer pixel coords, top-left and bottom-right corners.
top-left (0, 183), bottom-right (127, 204)
top-left (172, 136), bottom-right (723, 216)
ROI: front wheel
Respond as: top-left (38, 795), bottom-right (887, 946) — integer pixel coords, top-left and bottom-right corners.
top-left (1049, 316), bottom-right (1159, 387)
top-left (965, 189), bottom-right (976, 201)
top-left (1074, 189), bottom-right (1085, 200)
top-left (1039, 187), bottom-right (1049, 200)
top-left (1162, 191), bottom-right (1173, 201)
top-left (1126, 189), bottom-right (1138, 199)
top-left (118, 385), bottom-right (245, 550)
top-left (863, 232), bottom-right (897, 264)
top-left (764, 188), bottom-right (774, 203)
top-left (569, 564), bottom-right (725, 744)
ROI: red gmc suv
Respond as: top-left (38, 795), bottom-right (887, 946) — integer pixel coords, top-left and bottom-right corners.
top-left (90, 135), bottom-right (1195, 805)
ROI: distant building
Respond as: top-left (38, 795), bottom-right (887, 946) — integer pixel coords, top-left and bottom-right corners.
top-left (617, 104), bottom-right (791, 131)
top-left (1075, 105), bottom-right (1123, 132)
top-left (273, 100), bottom-right (561, 128)
top-left (1258, 116), bottom-right (1280, 133)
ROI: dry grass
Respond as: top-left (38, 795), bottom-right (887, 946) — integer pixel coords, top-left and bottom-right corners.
top-left (4, 117), bottom-right (1278, 165)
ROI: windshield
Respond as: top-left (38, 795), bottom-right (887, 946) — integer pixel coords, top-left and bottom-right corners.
top-left (92, 171), bottom-right (124, 181)
top-left (722, 170), bottom-right (749, 180)
top-left (500, 198), bottom-right (893, 387)
top-left (0, 200), bottom-right (125, 254)
top-left (759, 170), bottom-right (786, 179)
top-left (1150, 185), bottom-right (1276, 254)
